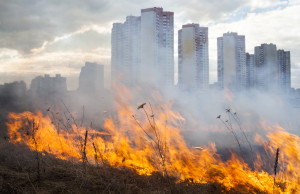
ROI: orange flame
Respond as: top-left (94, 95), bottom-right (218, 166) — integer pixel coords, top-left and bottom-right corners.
top-left (6, 87), bottom-right (300, 193)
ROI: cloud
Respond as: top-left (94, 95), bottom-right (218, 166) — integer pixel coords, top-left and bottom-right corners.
top-left (0, 0), bottom-right (254, 54)
top-left (168, 0), bottom-right (249, 25)
top-left (246, 0), bottom-right (288, 10)
top-left (0, 0), bottom-right (110, 54)
top-left (37, 28), bottom-right (110, 53)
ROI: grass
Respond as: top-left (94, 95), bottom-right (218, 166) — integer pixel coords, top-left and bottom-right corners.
top-left (135, 102), bottom-right (169, 180)
top-left (0, 126), bottom-right (267, 193)
top-left (0, 139), bottom-right (231, 194)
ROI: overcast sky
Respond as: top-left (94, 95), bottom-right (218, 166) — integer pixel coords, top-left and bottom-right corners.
top-left (0, 0), bottom-right (300, 89)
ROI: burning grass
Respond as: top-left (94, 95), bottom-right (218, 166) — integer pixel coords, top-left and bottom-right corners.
top-left (0, 139), bottom-right (229, 194)
top-left (2, 86), bottom-right (300, 193)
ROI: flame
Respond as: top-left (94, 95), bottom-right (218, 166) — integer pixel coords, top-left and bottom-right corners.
top-left (5, 87), bottom-right (300, 193)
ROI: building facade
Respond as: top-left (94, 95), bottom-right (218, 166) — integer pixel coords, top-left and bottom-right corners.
top-left (30, 74), bottom-right (67, 96)
top-left (246, 53), bottom-right (254, 89)
top-left (111, 7), bottom-right (174, 88)
top-left (140, 7), bottom-right (174, 87)
top-left (111, 16), bottom-right (141, 87)
top-left (217, 32), bottom-right (246, 91)
top-left (0, 81), bottom-right (26, 97)
top-left (178, 23), bottom-right (209, 91)
top-left (79, 62), bottom-right (104, 94)
top-left (277, 49), bottom-right (291, 93)
top-left (254, 43), bottom-right (278, 91)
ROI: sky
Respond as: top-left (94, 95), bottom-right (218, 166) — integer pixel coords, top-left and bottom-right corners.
top-left (0, 0), bottom-right (300, 90)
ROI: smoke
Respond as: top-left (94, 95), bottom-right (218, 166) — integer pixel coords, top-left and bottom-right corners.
top-left (0, 65), bottom-right (299, 174)
top-left (0, 36), bottom-right (297, 162)
top-left (1, 66), bottom-right (298, 145)
top-left (108, 77), bottom-right (299, 150)
top-left (106, 82), bottom-right (299, 170)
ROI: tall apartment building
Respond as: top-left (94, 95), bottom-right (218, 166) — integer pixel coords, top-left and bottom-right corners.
top-left (254, 43), bottom-right (278, 91)
top-left (178, 24), bottom-right (209, 91)
top-left (111, 7), bottom-right (174, 88)
top-left (111, 16), bottom-right (141, 87)
top-left (140, 7), bottom-right (174, 87)
top-left (246, 53), bottom-right (254, 89)
top-left (111, 23), bottom-right (123, 84)
top-left (277, 49), bottom-right (291, 93)
top-left (79, 62), bottom-right (104, 94)
top-left (217, 32), bottom-right (246, 91)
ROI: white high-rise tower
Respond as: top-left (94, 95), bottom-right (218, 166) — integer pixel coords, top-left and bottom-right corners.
top-left (178, 23), bottom-right (209, 91)
top-left (254, 43), bottom-right (278, 91)
top-left (140, 7), bottom-right (174, 87)
top-left (217, 32), bottom-right (246, 91)
top-left (111, 16), bottom-right (141, 87)
top-left (111, 7), bottom-right (174, 88)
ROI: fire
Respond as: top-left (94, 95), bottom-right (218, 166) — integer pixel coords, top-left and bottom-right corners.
top-left (5, 87), bottom-right (300, 193)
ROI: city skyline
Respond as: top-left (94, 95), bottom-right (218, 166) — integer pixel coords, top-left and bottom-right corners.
top-left (0, 1), bottom-right (299, 89)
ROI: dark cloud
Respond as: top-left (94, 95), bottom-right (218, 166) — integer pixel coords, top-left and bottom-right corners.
top-left (0, 0), bottom-right (249, 54)
top-left (0, 0), bottom-right (110, 54)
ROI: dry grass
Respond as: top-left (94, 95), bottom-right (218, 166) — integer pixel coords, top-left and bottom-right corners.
top-left (0, 137), bottom-right (265, 194)
top-left (0, 109), bottom-right (268, 194)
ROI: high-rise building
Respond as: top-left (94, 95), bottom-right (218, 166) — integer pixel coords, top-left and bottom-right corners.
top-left (111, 23), bottom-right (123, 84)
top-left (111, 7), bottom-right (174, 88)
top-left (178, 24), bottom-right (209, 91)
top-left (140, 7), bottom-right (174, 87)
top-left (277, 49), bottom-right (291, 93)
top-left (217, 32), bottom-right (246, 91)
top-left (79, 62), bottom-right (104, 94)
top-left (111, 16), bottom-right (141, 87)
top-left (254, 43), bottom-right (278, 91)
top-left (246, 53), bottom-right (254, 89)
